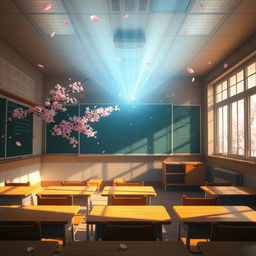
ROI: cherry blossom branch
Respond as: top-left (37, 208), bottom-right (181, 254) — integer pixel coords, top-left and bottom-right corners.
top-left (10, 82), bottom-right (119, 147)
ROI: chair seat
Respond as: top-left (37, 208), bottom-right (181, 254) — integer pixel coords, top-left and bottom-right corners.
top-left (73, 214), bottom-right (85, 226)
top-left (181, 237), bottom-right (209, 253)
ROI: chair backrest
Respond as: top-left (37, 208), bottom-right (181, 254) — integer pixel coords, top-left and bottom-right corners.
top-left (0, 221), bottom-right (40, 240)
top-left (37, 195), bottom-right (72, 205)
top-left (212, 224), bottom-right (256, 241)
top-left (205, 181), bottom-right (232, 186)
top-left (5, 181), bottom-right (30, 186)
top-left (181, 195), bottom-right (217, 205)
top-left (102, 222), bottom-right (157, 241)
top-left (115, 181), bottom-right (145, 186)
top-left (112, 178), bottom-right (126, 185)
top-left (112, 196), bottom-right (147, 205)
top-left (61, 181), bottom-right (87, 186)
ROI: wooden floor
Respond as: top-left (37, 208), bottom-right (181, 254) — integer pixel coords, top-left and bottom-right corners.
top-left (74, 185), bottom-right (204, 255)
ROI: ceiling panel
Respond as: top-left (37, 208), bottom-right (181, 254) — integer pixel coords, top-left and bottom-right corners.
top-left (64, 0), bottom-right (109, 13)
top-left (146, 14), bottom-right (185, 36)
top-left (0, 0), bottom-right (21, 14)
top-left (216, 14), bottom-right (256, 36)
top-left (80, 35), bottom-right (115, 51)
top-left (44, 35), bottom-right (84, 51)
top-left (0, 14), bottom-right (38, 35)
top-left (171, 35), bottom-right (211, 51)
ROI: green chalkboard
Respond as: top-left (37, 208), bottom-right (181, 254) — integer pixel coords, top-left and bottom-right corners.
top-left (0, 98), bottom-right (6, 158)
top-left (46, 105), bottom-right (79, 153)
top-left (173, 105), bottom-right (201, 154)
top-left (79, 104), bottom-right (173, 154)
top-left (7, 101), bottom-right (33, 157)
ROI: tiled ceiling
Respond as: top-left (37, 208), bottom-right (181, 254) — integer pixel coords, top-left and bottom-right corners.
top-left (0, 0), bottom-right (256, 99)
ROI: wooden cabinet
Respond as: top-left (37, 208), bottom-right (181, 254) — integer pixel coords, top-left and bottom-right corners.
top-left (162, 161), bottom-right (205, 191)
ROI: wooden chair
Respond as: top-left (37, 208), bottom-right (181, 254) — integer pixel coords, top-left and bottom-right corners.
top-left (115, 181), bottom-right (145, 186)
top-left (61, 181), bottom-right (87, 186)
top-left (180, 195), bottom-right (217, 253)
top-left (211, 223), bottom-right (256, 241)
top-left (112, 195), bottom-right (147, 205)
top-left (181, 195), bottom-right (217, 205)
top-left (5, 181), bottom-right (30, 186)
top-left (205, 181), bottom-right (232, 186)
top-left (101, 222), bottom-right (157, 241)
top-left (0, 221), bottom-right (40, 240)
top-left (37, 195), bottom-right (84, 240)
top-left (112, 178), bottom-right (125, 185)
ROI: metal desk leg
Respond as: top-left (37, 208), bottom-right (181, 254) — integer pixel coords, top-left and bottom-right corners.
top-left (177, 220), bottom-right (181, 241)
top-left (186, 225), bottom-right (191, 251)
top-left (156, 224), bottom-right (163, 240)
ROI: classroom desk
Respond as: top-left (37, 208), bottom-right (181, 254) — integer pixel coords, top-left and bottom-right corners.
top-left (36, 186), bottom-right (97, 213)
top-left (198, 241), bottom-right (256, 256)
top-left (87, 205), bottom-right (171, 240)
top-left (0, 186), bottom-right (39, 205)
top-left (101, 186), bottom-right (157, 204)
top-left (0, 205), bottom-right (80, 244)
top-left (61, 241), bottom-right (189, 256)
top-left (0, 241), bottom-right (58, 256)
top-left (173, 205), bottom-right (256, 250)
top-left (200, 186), bottom-right (256, 205)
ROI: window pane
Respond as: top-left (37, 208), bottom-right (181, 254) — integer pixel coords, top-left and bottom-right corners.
top-left (247, 62), bottom-right (255, 76)
top-left (230, 85), bottom-right (236, 96)
top-left (238, 99), bottom-right (244, 155)
top-left (217, 106), bottom-right (228, 154)
top-left (231, 102), bottom-right (238, 154)
top-left (248, 74), bottom-right (256, 89)
top-left (223, 105), bottom-right (228, 154)
top-left (237, 70), bottom-right (244, 82)
top-left (237, 81), bottom-right (244, 94)
top-left (230, 75), bottom-right (236, 86)
top-left (250, 94), bottom-right (256, 157)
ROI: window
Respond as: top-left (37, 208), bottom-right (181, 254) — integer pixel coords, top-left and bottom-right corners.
top-left (213, 57), bottom-right (256, 160)
top-left (250, 94), bottom-right (256, 157)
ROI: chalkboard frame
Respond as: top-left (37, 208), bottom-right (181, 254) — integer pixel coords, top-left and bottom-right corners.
top-left (172, 104), bottom-right (201, 155)
top-left (6, 99), bottom-right (33, 158)
top-left (78, 103), bottom-right (173, 156)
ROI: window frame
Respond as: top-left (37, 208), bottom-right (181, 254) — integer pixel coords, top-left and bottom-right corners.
top-left (213, 57), bottom-right (256, 161)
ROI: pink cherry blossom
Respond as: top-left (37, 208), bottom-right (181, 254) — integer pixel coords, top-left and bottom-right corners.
top-left (64, 20), bottom-right (70, 25)
top-left (15, 141), bottom-right (21, 147)
top-left (145, 62), bottom-right (152, 66)
top-left (90, 15), bottom-right (101, 22)
top-left (50, 32), bottom-right (56, 38)
top-left (123, 15), bottom-right (129, 19)
top-left (43, 3), bottom-right (53, 11)
top-left (187, 67), bottom-right (195, 74)
top-left (10, 82), bottom-right (119, 147)
top-left (37, 64), bottom-right (44, 68)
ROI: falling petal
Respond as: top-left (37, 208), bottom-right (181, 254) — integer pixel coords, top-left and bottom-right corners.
top-left (97, 142), bottom-right (100, 145)
top-left (187, 67), bottom-right (194, 74)
top-left (15, 141), bottom-right (21, 147)
top-left (116, 57), bottom-right (121, 62)
top-left (131, 96), bottom-right (136, 100)
top-left (50, 31), bottom-right (56, 38)
top-left (119, 244), bottom-right (128, 250)
top-left (145, 62), bottom-right (152, 66)
top-left (183, 29), bottom-right (189, 35)
top-left (160, 21), bottom-right (164, 25)
top-left (224, 63), bottom-right (228, 68)
top-left (43, 3), bottom-right (53, 11)
top-left (102, 150), bottom-right (105, 153)
top-left (90, 15), bottom-right (101, 22)
top-left (150, 116), bottom-right (153, 119)
top-left (192, 77), bottom-right (196, 82)
top-left (123, 15), bottom-right (129, 19)
top-left (9, 136), bottom-right (12, 139)
top-left (68, 77), bottom-right (72, 80)
top-left (171, 93), bottom-right (176, 96)
top-left (64, 20), bottom-right (70, 25)
top-left (132, 105), bottom-right (136, 108)
top-left (148, 146), bottom-right (151, 149)
top-left (208, 61), bottom-right (212, 65)
top-left (130, 122), bottom-right (133, 126)
top-left (118, 93), bottom-right (122, 97)
top-left (199, 3), bottom-right (204, 8)
top-left (37, 64), bottom-right (44, 68)
top-left (26, 247), bottom-right (35, 253)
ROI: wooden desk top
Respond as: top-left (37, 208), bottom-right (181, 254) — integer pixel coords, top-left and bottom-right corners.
top-left (101, 186), bottom-right (157, 197)
top-left (173, 205), bottom-right (256, 223)
top-left (87, 205), bottom-right (171, 224)
top-left (163, 161), bottom-right (203, 165)
top-left (37, 186), bottom-right (97, 196)
top-left (198, 242), bottom-right (256, 256)
top-left (62, 241), bottom-right (188, 256)
top-left (0, 205), bottom-right (80, 223)
top-left (200, 186), bottom-right (256, 196)
top-left (0, 241), bottom-right (58, 256)
top-left (0, 186), bottom-right (36, 196)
